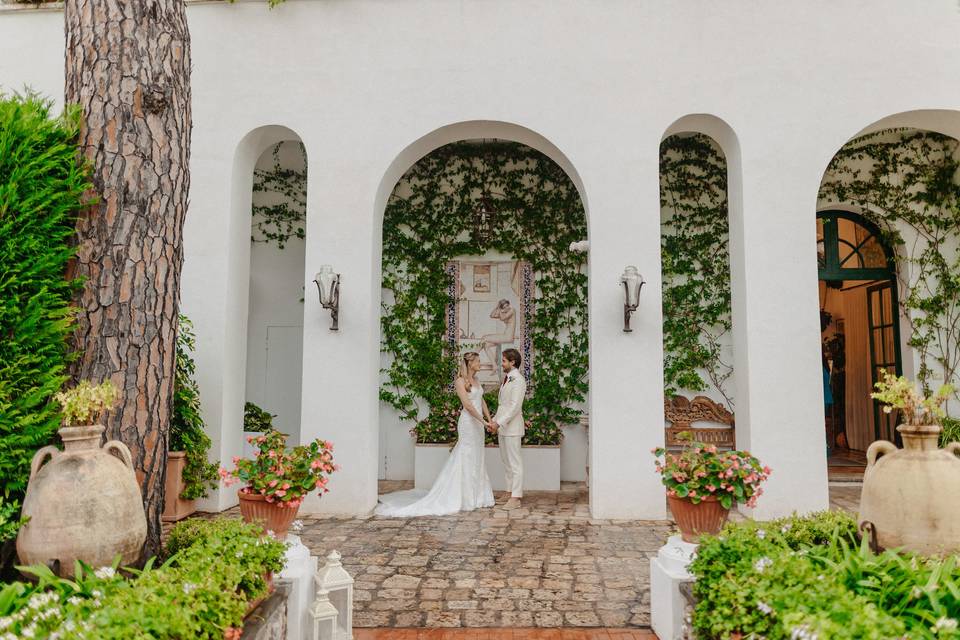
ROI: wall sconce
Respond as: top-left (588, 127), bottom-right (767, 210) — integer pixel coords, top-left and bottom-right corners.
top-left (313, 265), bottom-right (341, 331)
top-left (620, 265), bottom-right (645, 332)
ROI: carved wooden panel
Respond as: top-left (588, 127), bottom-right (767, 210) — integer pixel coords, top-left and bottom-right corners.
top-left (664, 395), bottom-right (736, 448)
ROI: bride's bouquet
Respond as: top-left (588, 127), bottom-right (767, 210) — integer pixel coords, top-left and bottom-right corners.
top-left (220, 430), bottom-right (339, 509)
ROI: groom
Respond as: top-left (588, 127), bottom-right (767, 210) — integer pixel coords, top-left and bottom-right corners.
top-left (487, 348), bottom-right (526, 511)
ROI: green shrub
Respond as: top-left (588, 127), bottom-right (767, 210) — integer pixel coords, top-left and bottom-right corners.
top-left (0, 93), bottom-right (92, 542)
top-left (243, 401), bottom-right (275, 432)
top-left (171, 315), bottom-right (219, 500)
top-left (0, 518), bottom-right (286, 639)
top-left (941, 416), bottom-right (960, 449)
top-left (691, 511), bottom-right (960, 639)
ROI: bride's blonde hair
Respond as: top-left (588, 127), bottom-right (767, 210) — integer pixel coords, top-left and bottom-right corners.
top-left (458, 352), bottom-right (480, 391)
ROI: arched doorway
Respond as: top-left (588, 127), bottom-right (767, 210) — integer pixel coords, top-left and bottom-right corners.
top-left (817, 210), bottom-right (902, 476)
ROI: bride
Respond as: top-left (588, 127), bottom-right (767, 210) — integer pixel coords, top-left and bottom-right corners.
top-left (375, 352), bottom-right (495, 517)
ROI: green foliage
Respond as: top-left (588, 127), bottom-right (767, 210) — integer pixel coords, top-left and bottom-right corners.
top-left (819, 129), bottom-right (960, 411)
top-left (942, 416), bottom-right (960, 449)
top-left (54, 379), bottom-right (118, 426)
top-left (691, 511), bottom-right (960, 639)
top-left (659, 134), bottom-right (733, 408)
top-left (251, 142), bottom-right (306, 248)
top-left (381, 141), bottom-right (587, 445)
top-left (171, 315), bottom-right (219, 500)
top-left (244, 401), bottom-right (276, 432)
top-left (0, 93), bottom-right (92, 542)
top-left (0, 519), bottom-right (286, 639)
top-left (0, 496), bottom-right (26, 546)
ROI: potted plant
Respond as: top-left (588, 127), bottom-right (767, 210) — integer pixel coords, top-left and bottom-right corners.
top-left (17, 380), bottom-right (147, 575)
top-left (653, 434), bottom-right (771, 543)
top-left (164, 315), bottom-right (219, 522)
top-left (860, 373), bottom-right (959, 555)
top-left (220, 429), bottom-right (337, 538)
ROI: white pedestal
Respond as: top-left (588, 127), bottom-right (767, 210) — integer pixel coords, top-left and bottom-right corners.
top-left (650, 535), bottom-right (698, 640)
top-left (282, 534), bottom-right (319, 640)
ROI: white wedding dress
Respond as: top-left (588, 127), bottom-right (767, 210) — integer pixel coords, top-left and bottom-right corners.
top-left (375, 384), bottom-right (495, 517)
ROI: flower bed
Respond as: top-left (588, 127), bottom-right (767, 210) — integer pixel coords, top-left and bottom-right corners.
top-left (0, 518), bottom-right (286, 639)
top-left (689, 511), bottom-right (960, 639)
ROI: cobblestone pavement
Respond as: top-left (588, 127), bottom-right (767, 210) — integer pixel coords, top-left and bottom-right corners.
top-left (298, 483), bottom-right (672, 628)
top-left (177, 481), bottom-right (861, 629)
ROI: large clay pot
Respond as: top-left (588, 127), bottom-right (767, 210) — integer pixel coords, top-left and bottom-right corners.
top-left (238, 491), bottom-right (300, 539)
top-left (17, 425), bottom-right (147, 576)
top-left (668, 495), bottom-right (730, 543)
top-left (860, 424), bottom-right (960, 556)
top-left (162, 451), bottom-right (197, 522)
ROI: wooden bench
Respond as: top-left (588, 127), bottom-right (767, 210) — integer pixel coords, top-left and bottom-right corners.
top-left (664, 395), bottom-right (735, 449)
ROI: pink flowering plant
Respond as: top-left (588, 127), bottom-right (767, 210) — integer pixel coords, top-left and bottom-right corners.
top-left (219, 429), bottom-right (338, 508)
top-left (653, 434), bottom-right (771, 510)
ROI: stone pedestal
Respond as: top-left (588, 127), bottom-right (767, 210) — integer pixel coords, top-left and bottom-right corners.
top-left (650, 534), bottom-right (697, 640)
top-left (282, 534), bottom-right (318, 640)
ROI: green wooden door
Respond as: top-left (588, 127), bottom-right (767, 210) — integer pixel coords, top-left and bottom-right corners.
top-left (867, 282), bottom-right (902, 443)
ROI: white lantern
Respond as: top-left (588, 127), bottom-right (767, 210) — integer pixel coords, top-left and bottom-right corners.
top-left (314, 550), bottom-right (353, 640)
top-left (620, 265), bottom-right (645, 332)
top-left (312, 265), bottom-right (341, 330)
top-left (311, 587), bottom-right (340, 640)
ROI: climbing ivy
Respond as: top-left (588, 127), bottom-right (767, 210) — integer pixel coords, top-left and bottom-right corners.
top-left (819, 129), bottom-right (960, 409)
top-left (380, 141), bottom-right (588, 445)
top-left (659, 134), bottom-right (734, 408)
top-left (251, 142), bottom-right (306, 249)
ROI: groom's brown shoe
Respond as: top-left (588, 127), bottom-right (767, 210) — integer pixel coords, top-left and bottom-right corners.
top-left (503, 498), bottom-right (522, 511)
top-left (495, 492), bottom-right (510, 504)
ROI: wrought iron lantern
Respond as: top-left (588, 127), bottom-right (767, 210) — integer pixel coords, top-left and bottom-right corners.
top-left (472, 192), bottom-right (498, 247)
top-left (620, 265), bottom-right (645, 332)
top-left (314, 550), bottom-right (353, 640)
top-left (313, 265), bottom-right (341, 331)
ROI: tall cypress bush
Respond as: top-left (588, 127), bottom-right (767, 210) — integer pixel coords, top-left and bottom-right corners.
top-left (0, 94), bottom-right (92, 541)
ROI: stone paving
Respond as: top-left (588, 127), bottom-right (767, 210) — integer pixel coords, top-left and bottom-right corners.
top-left (298, 483), bottom-right (672, 628)
top-left (182, 480), bottom-right (862, 629)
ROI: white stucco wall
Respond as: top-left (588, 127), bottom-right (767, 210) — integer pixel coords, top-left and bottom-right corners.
top-left (5, 0), bottom-right (960, 519)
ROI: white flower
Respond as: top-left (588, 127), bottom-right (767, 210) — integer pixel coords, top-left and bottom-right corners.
top-left (780, 523), bottom-right (791, 533)
top-left (183, 582), bottom-right (197, 595)
top-left (67, 596), bottom-right (83, 607)
top-left (911, 586), bottom-right (924, 599)
top-left (753, 556), bottom-right (773, 572)
top-left (933, 617), bottom-right (959, 633)
top-left (0, 618), bottom-right (10, 631)
top-left (94, 566), bottom-right (116, 580)
top-left (757, 600), bottom-right (773, 614)
top-left (91, 590), bottom-right (103, 599)
top-left (790, 625), bottom-right (818, 640)
top-left (756, 529), bottom-right (766, 539)
top-left (291, 519), bottom-right (304, 533)
top-left (21, 626), bottom-right (35, 638)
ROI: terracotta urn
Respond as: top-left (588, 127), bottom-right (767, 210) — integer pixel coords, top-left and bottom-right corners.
top-left (860, 424), bottom-right (960, 556)
top-left (17, 425), bottom-right (147, 576)
top-left (162, 451), bottom-right (197, 522)
top-left (668, 495), bottom-right (730, 543)
top-left (237, 491), bottom-right (300, 538)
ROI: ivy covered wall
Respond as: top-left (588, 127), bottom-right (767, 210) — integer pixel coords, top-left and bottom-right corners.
top-left (379, 141), bottom-right (588, 446)
top-left (659, 133), bottom-right (735, 409)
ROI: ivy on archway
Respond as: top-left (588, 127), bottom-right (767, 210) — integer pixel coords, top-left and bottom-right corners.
top-left (819, 129), bottom-right (960, 407)
top-left (380, 141), bottom-right (588, 445)
top-left (660, 134), bottom-right (734, 408)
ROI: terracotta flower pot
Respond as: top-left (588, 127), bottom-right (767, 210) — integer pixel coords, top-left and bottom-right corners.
top-left (162, 451), bottom-right (197, 522)
top-left (238, 491), bottom-right (300, 538)
top-left (668, 494), bottom-right (730, 543)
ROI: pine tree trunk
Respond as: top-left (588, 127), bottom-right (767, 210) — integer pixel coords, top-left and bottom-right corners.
top-left (64, 0), bottom-right (191, 559)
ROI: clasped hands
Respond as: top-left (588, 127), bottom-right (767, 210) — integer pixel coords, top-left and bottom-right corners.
top-left (484, 419), bottom-right (499, 434)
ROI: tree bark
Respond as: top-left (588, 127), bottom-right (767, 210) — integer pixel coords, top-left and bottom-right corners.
top-left (64, 0), bottom-right (191, 559)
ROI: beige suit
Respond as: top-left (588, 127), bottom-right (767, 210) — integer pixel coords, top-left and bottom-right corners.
top-left (494, 369), bottom-right (526, 497)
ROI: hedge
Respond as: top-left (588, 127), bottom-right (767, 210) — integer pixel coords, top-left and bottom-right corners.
top-left (0, 93), bottom-right (92, 542)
